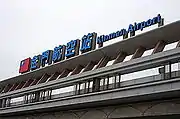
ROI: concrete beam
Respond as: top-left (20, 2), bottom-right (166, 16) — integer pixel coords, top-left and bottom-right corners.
top-left (0, 87), bottom-right (5, 94)
top-left (46, 72), bottom-right (60, 82)
top-left (1, 48), bottom-right (180, 99)
top-left (30, 79), bottom-right (40, 86)
top-left (14, 82), bottom-right (25, 90)
top-left (83, 61), bottom-right (96, 72)
top-left (95, 56), bottom-right (109, 69)
top-left (1, 84), bottom-right (12, 93)
top-left (57, 69), bottom-right (71, 79)
top-left (22, 79), bottom-right (34, 88)
top-left (2, 75), bottom-right (180, 116)
top-left (176, 40), bottom-right (180, 48)
top-left (8, 83), bottom-right (19, 92)
top-left (0, 21), bottom-right (180, 89)
top-left (71, 65), bottom-right (84, 75)
top-left (131, 47), bottom-right (146, 59)
top-left (95, 57), bottom-right (104, 69)
top-left (36, 74), bottom-right (50, 84)
top-left (152, 40), bottom-right (166, 54)
top-left (113, 52), bottom-right (127, 64)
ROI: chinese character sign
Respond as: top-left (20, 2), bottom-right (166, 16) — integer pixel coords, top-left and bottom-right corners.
top-left (80, 32), bottom-right (97, 53)
top-left (19, 13), bottom-right (164, 74)
top-left (52, 45), bottom-right (66, 63)
top-left (31, 55), bottom-right (41, 70)
top-left (66, 39), bottom-right (80, 58)
top-left (41, 50), bottom-right (53, 67)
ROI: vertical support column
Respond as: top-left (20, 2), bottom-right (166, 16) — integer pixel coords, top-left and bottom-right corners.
top-left (24, 94), bottom-right (28, 104)
top-left (165, 62), bottom-right (171, 79)
top-left (78, 82), bottom-right (81, 94)
top-left (159, 66), bottom-right (165, 79)
top-left (0, 98), bottom-right (10, 108)
top-left (74, 84), bottom-right (78, 95)
top-left (0, 99), bottom-right (2, 108)
top-left (6, 98), bottom-right (11, 107)
top-left (87, 80), bottom-right (90, 93)
top-left (46, 89), bottom-right (52, 100)
top-left (42, 90), bottom-right (46, 100)
top-left (92, 78), bottom-right (100, 92)
top-left (107, 76), bottom-right (109, 90)
top-left (39, 90), bottom-right (46, 101)
top-left (159, 62), bottom-right (171, 80)
top-left (103, 78), bottom-right (105, 90)
top-left (178, 60), bottom-right (180, 77)
top-left (2, 99), bottom-right (6, 108)
top-left (75, 83), bottom-right (81, 95)
top-left (176, 42), bottom-right (180, 76)
top-left (0, 98), bottom-right (11, 108)
top-left (29, 93), bottom-right (34, 103)
top-left (114, 75), bottom-right (116, 89)
top-left (152, 40), bottom-right (166, 54)
top-left (116, 74), bottom-right (121, 88)
top-left (84, 82), bottom-right (87, 94)
top-left (34, 91), bottom-right (40, 102)
top-left (113, 74), bottom-right (121, 88)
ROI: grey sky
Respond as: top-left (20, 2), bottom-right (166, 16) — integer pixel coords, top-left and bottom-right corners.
top-left (0, 0), bottom-right (180, 80)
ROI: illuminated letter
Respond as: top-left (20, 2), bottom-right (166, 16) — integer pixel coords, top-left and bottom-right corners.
top-left (66, 39), bottom-right (80, 58)
top-left (80, 32), bottom-right (97, 53)
top-left (41, 50), bottom-right (53, 67)
top-left (52, 45), bottom-right (66, 63)
top-left (31, 55), bottom-right (41, 70)
top-left (128, 24), bottom-right (134, 33)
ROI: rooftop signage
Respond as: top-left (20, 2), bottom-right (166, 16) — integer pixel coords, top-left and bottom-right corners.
top-left (19, 14), bottom-right (163, 73)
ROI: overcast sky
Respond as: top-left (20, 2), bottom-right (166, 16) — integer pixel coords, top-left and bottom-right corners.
top-left (0, 0), bottom-right (180, 80)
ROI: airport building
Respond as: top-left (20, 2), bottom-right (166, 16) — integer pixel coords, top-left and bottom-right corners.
top-left (1, 14), bottom-right (180, 119)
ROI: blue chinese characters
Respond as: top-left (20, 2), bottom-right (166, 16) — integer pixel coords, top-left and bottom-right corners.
top-left (41, 50), bottom-right (53, 67)
top-left (52, 45), bottom-right (65, 63)
top-left (66, 40), bottom-right (80, 58)
top-left (19, 14), bottom-right (163, 73)
top-left (80, 32), bottom-right (97, 53)
top-left (31, 55), bottom-right (41, 70)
